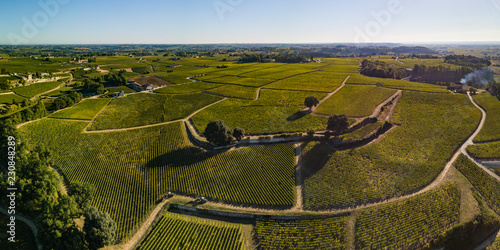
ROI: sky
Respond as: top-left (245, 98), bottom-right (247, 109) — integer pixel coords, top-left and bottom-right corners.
top-left (0, 0), bottom-right (500, 45)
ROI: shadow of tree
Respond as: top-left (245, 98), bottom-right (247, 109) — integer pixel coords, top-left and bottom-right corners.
top-left (301, 141), bottom-right (335, 180)
top-left (143, 146), bottom-right (219, 169)
top-left (287, 111), bottom-right (308, 121)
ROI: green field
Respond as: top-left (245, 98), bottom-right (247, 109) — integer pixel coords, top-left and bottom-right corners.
top-left (202, 75), bottom-right (274, 87)
top-left (13, 81), bottom-right (63, 98)
top-left (315, 85), bottom-right (397, 117)
top-left (206, 84), bottom-right (257, 99)
top-left (139, 213), bottom-right (243, 250)
top-left (192, 89), bottom-right (330, 135)
top-left (455, 154), bottom-right (500, 214)
top-left (0, 93), bottom-right (26, 104)
top-left (0, 57), bottom-right (74, 73)
top-left (20, 120), bottom-right (295, 240)
top-left (355, 184), bottom-right (460, 249)
top-left (0, 213), bottom-right (37, 250)
top-left (263, 71), bottom-right (348, 92)
top-left (105, 86), bottom-right (136, 93)
top-left (154, 82), bottom-right (223, 94)
top-left (347, 74), bottom-right (449, 93)
top-left (255, 216), bottom-right (348, 249)
top-left (302, 91), bottom-right (480, 210)
top-left (473, 93), bottom-right (500, 142)
top-left (88, 93), bottom-right (222, 130)
top-left (341, 122), bottom-right (383, 141)
top-left (467, 141), bottom-right (500, 159)
top-left (43, 86), bottom-right (81, 97)
top-left (49, 98), bottom-right (111, 120)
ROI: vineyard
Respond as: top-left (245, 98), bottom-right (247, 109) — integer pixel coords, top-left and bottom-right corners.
top-left (473, 93), bottom-right (500, 142)
top-left (207, 84), bottom-right (258, 100)
top-left (12, 81), bottom-right (63, 98)
top-left (255, 216), bottom-right (348, 249)
top-left (0, 93), bottom-right (26, 104)
top-left (138, 213), bottom-right (243, 250)
top-left (315, 85), bottom-right (397, 117)
top-left (0, 213), bottom-right (37, 250)
top-left (467, 141), bottom-right (500, 159)
top-left (49, 98), bottom-right (111, 120)
top-left (355, 184), bottom-right (460, 249)
top-left (263, 71), bottom-right (347, 92)
top-left (191, 90), bottom-right (329, 135)
top-left (346, 74), bottom-right (449, 93)
top-left (87, 93), bottom-right (222, 130)
top-left (455, 154), bottom-right (500, 214)
top-left (303, 91), bottom-right (480, 210)
top-left (202, 75), bottom-right (274, 87)
top-left (20, 119), bottom-right (295, 240)
top-left (155, 82), bottom-right (223, 94)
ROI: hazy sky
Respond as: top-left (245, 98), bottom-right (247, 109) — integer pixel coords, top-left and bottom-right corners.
top-left (1, 0), bottom-right (500, 44)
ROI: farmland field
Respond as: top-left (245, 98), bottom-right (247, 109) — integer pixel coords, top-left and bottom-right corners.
top-left (263, 71), bottom-right (347, 92)
top-left (155, 82), bottom-right (223, 94)
top-left (20, 120), bottom-right (296, 240)
top-left (49, 98), bottom-right (111, 120)
top-left (315, 85), bottom-right (397, 117)
top-left (355, 184), bottom-right (460, 249)
top-left (43, 86), bottom-right (81, 97)
top-left (467, 141), bottom-right (500, 159)
top-left (239, 63), bottom-right (318, 80)
top-left (0, 213), bottom-right (37, 250)
top-left (105, 85), bottom-right (136, 93)
top-left (206, 84), bottom-right (257, 99)
top-left (202, 75), bottom-right (274, 87)
top-left (13, 81), bottom-right (63, 98)
top-left (192, 89), bottom-right (330, 135)
top-left (455, 154), bottom-right (500, 214)
top-left (0, 93), bottom-right (26, 104)
top-left (473, 93), bottom-right (500, 142)
top-left (302, 91), bottom-right (480, 210)
top-left (139, 213), bottom-right (243, 250)
top-left (255, 216), bottom-right (348, 249)
top-left (88, 93), bottom-right (222, 130)
top-left (347, 74), bottom-right (449, 93)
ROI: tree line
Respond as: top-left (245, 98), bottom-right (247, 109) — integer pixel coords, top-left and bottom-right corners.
top-left (239, 54), bottom-right (308, 63)
top-left (411, 64), bottom-right (473, 85)
top-left (0, 120), bottom-right (116, 249)
top-left (444, 55), bottom-right (491, 69)
top-left (360, 59), bottom-right (408, 79)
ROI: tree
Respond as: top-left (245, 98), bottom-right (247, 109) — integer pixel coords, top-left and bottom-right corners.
top-left (84, 206), bottom-right (117, 250)
top-left (304, 96), bottom-right (319, 110)
top-left (232, 127), bottom-right (245, 141)
top-left (469, 87), bottom-right (477, 95)
top-left (37, 195), bottom-right (84, 249)
top-left (70, 182), bottom-right (95, 210)
top-left (327, 114), bottom-right (349, 135)
top-left (203, 120), bottom-right (234, 146)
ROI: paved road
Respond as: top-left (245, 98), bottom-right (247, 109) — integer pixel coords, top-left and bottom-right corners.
top-left (0, 207), bottom-right (42, 250)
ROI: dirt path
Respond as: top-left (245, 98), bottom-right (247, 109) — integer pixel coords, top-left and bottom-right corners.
top-left (291, 143), bottom-right (303, 211)
top-left (29, 74), bottom-right (73, 101)
top-left (0, 207), bottom-right (42, 250)
top-left (461, 93), bottom-right (500, 182)
top-left (367, 90), bottom-right (402, 119)
top-left (0, 91), bottom-right (14, 95)
top-left (116, 199), bottom-right (170, 250)
top-left (310, 75), bottom-right (349, 114)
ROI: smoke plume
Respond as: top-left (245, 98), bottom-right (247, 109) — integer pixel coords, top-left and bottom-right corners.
top-left (460, 68), bottom-right (495, 88)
